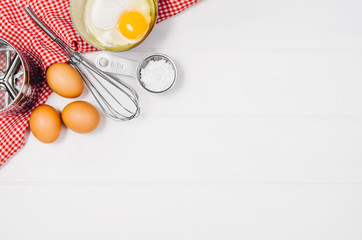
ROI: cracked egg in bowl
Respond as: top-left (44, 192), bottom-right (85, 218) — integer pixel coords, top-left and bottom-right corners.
top-left (70, 0), bottom-right (158, 51)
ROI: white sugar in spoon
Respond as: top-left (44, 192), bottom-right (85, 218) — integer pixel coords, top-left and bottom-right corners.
top-left (95, 53), bottom-right (177, 93)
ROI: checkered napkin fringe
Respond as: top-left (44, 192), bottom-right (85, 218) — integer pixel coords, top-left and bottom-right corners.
top-left (0, 0), bottom-right (199, 166)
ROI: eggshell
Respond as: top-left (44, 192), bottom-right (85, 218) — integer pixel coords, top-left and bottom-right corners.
top-left (29, 105), bottom-right (62, 143)
top-left (46, 63), bottom-right (84, 98)
top-left (62, 101), bottom-right (100, 134)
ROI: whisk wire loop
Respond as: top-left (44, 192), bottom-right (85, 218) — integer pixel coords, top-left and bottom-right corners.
top-left (21, 6), bottom-right (140, 121)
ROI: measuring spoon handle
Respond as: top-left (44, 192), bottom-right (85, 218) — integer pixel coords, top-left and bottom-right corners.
top-left (95, 53), bottom-right (139, 78)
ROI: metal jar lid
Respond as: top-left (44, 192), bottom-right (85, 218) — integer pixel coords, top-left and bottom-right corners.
top-left (0, 38), bottom-right (43, 116)
top-left (0, 38), bottom-right (25, 112)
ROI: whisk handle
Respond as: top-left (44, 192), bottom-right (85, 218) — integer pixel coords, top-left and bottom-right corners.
top-left (24, 7), bottom-right (58, 41)
top-left (24, 6), bottom-right (74, 57)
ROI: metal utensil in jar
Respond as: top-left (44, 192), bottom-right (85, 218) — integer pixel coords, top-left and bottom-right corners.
top-left (18, 2), bottom-right (140, 121)
top-left (0, 38), bottom-right (43, 116)
top-left (95, 53), bottom-right (177, 93)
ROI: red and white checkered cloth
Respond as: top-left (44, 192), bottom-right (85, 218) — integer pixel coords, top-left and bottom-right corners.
top-left (0, 0), bottom-right (199, 166)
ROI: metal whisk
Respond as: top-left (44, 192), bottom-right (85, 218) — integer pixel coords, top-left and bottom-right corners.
top-left (19, 3), bottom-right (140, 121)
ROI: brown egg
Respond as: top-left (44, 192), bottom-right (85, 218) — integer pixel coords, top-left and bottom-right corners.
top-left (62, 101), bottom-right (100, 134)
top-left (46, 63), bottom-right (84, 98)
top-left (29, 105), bottom-right (62, 143)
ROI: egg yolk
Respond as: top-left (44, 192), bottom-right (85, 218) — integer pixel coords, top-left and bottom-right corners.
top-left (118, 11), bottom-right (149, 40)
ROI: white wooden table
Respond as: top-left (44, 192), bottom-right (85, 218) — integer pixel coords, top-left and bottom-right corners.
top-left (1, 0), bottom-right (362, 239)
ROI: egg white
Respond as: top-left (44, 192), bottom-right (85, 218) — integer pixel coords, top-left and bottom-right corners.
top-left (84, 0), bottom-right (151, 48)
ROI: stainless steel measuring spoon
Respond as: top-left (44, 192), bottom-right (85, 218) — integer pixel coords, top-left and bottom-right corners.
top-left (95, 53), bottom-right (177, 93)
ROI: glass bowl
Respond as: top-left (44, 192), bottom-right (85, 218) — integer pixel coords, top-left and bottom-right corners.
top-left (70, 0), bottom-right (158, 51)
